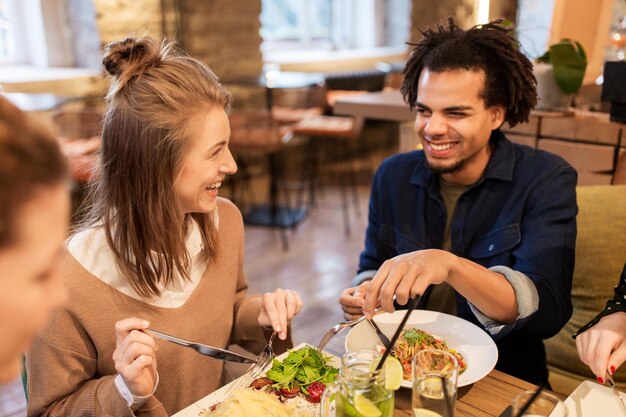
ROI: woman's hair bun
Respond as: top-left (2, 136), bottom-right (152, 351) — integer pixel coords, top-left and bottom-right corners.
top-left (102, 37), bottom-right (161, 86)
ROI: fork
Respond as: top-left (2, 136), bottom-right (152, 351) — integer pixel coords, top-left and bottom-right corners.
top-left (316, 315), bottom-right (367, 352)
top-left (224, 331), bottom-right (277, 395)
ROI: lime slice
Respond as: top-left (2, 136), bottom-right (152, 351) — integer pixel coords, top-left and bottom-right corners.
top-left (354, 393), bottom-right (382, 417)
top-left (384, 356), bottom-right (404, 390)
top-left (412, 409), bottom-right (443, 417)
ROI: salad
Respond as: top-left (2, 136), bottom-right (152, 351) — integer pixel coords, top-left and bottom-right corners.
top-left (250, 345), bottom-right (339, 403)
top-left (387, 328), bottom-right (467, 379)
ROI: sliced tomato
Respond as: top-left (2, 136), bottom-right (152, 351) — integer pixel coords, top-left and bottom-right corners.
top-left (306, 382), bottom-right (325, 403)
top-left (279, 386), bottom-right (300, 398)
top-left (249, 377), bottom-right (274, 390)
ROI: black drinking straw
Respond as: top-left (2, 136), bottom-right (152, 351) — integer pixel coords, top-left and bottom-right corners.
top-left (440, 375), bottom-right (453, 416)
top-left (374, 296), bottom-right (420, 373)
top-left (513, 384), bottom-right (546, 417)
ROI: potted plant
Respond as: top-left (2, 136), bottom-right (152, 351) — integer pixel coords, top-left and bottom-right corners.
top-left (533, 39), bottom-right (588, 110)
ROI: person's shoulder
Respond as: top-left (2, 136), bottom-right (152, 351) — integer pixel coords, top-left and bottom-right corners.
top-left (216, 197), bottom-right (243, 228)
top-left (382, 149), bottom-right (425, 165)
top-left (216, 197), bottom-right (241, 216)
top-left (378, 150), bottom-right (425, 175)
top-left (510, 140), bottom-right (574, 174)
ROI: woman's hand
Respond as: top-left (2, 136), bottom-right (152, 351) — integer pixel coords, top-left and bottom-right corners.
top-left (339, 281), bottom-right (371, 321)
top-left (258, 289), bottom-right (304, 340)
top-left (577, 312), bottom-right (626, 382)
top-left (112, 318), bottom-right (158, 397)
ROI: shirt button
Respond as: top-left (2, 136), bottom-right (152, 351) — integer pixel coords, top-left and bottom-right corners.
top-left (488, 244), bottom-right (495, 252)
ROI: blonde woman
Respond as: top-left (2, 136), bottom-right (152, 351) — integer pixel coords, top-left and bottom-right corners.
top-left (26, 37), bottom-right (303, 417)
top-left (0, 97), bottom-right (69, 417)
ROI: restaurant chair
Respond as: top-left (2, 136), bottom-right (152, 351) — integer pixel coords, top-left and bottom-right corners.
top-left (544, 184), bottom-right (626, 395)
top-left (228, 110), bottom-right (306, 250)
top-left (270, 85), bottom-right (325, 126)
top-left (52, 107), bottom-right (103, 225)
top-left (53, 107), bottom-right (102, 184)
top-left (376, 61), bottom-right (405, 91)
top-left (289, 115), bottom-right (365, 236)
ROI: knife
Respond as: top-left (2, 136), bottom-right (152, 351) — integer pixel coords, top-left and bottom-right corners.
top-left (365, 317), bottom-right (392, 347)
top-left (146, 328), bottom-right (257, 364)
top-left (606, 373), bottom-right (626, 415)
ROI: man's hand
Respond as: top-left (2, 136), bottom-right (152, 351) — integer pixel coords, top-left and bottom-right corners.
top-left (363, 249), bottom-right (456, 317)
top-left (339, 281), bottom-right (371, 321)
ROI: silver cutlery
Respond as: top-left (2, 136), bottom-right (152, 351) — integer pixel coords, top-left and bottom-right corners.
top-left (365, 316), bottom-right (391, 347)
top-left (316, 315), bottom-right (367, 351)
top-left (225, 331), bottom-right (277, 395)
top-left (606, 373), bottom-right (626, 415)
top-left (145, 328), bottom-right (257, 364)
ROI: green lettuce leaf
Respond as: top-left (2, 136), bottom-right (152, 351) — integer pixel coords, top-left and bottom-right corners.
top-left (264, 346), bottom-right (339, 391)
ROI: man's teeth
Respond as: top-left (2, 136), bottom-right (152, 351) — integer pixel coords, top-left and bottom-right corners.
top-left (430, 142), bottom-right (456, 151)
top-left (207, 182), bottom-right (222, 191)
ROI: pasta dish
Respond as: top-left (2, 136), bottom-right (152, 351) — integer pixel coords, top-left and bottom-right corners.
top-left (389, 328), bottom-right (467, 379)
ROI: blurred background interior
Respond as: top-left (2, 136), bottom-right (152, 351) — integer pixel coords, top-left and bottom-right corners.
top-left (1, 0), bottom-right (625, 396)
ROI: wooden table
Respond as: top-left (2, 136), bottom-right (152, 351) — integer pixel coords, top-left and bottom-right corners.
top-left (333, 91), bottom-right (414, 122)
top-left (333, 91), bottom-right (419, 153)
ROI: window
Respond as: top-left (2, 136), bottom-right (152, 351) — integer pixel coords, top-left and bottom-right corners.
top-left (260, 0), bottom-right (411, 53)
top-left (516, 0), bottom-right (555, 59)
top-left (0, 0), bottom-right (15, 62)
top-left (261, 0), bottom-right (330, 50)
top-left (0, 0), bottom-right (100, 68)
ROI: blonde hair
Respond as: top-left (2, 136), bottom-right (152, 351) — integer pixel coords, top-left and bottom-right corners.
top-left (84, 36), bottom-right (232, 298)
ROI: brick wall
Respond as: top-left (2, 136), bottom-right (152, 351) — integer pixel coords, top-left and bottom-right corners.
top-left (178, 0), bottom-right (263, 82)
top-left (93, 0), bottom-right (164, 46)
top-left (90, 0), bottom-right (264, 108)
top-left (409, 0), bottom-right (476, 42)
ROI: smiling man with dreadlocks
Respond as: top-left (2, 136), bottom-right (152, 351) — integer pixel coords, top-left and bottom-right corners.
top-left (339, 18), bottom-right (577, 385)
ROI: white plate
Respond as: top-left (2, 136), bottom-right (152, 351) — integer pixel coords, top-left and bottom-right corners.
top-left (345, 310), bottom-right (498, 388)
top-left (564, 380), bottom-right (626, 417)
top-left (172, 343), bottom-right (340, 417)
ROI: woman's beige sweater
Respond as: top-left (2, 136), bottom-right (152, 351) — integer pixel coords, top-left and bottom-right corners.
top-left (26, 199), bottom-right (291, 416)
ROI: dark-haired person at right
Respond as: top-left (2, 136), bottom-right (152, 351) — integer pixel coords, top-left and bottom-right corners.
top-left (339, 18), bottom-right (577, 386)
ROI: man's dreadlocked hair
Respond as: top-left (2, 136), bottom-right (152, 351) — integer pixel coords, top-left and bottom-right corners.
top-left (401, 18), bottom-right (537, 127)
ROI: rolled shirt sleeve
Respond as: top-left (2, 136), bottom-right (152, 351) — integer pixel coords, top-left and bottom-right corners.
top-left (468, 266), bottom-right (539, 338)
top-left (351, 270), bottom-right (377, 287)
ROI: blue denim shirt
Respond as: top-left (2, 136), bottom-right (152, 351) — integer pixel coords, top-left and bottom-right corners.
top-left (358, 130), bottom-right (577, 384)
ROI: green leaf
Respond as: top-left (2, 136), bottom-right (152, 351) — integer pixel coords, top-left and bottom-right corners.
top-left (549, 41), bottom-right (587, 94)
top-left (265, 346), bottom-right (339, 390)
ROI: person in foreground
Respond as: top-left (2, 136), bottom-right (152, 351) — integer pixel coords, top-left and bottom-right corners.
top-left (575, 262), bottom-right (626, 384)
top-left (0, 97), bottom-right (69, 417)
top-left (339, 18), bottom-right (577, 385)
top-left (27, 37), bottom-right (303, 417)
